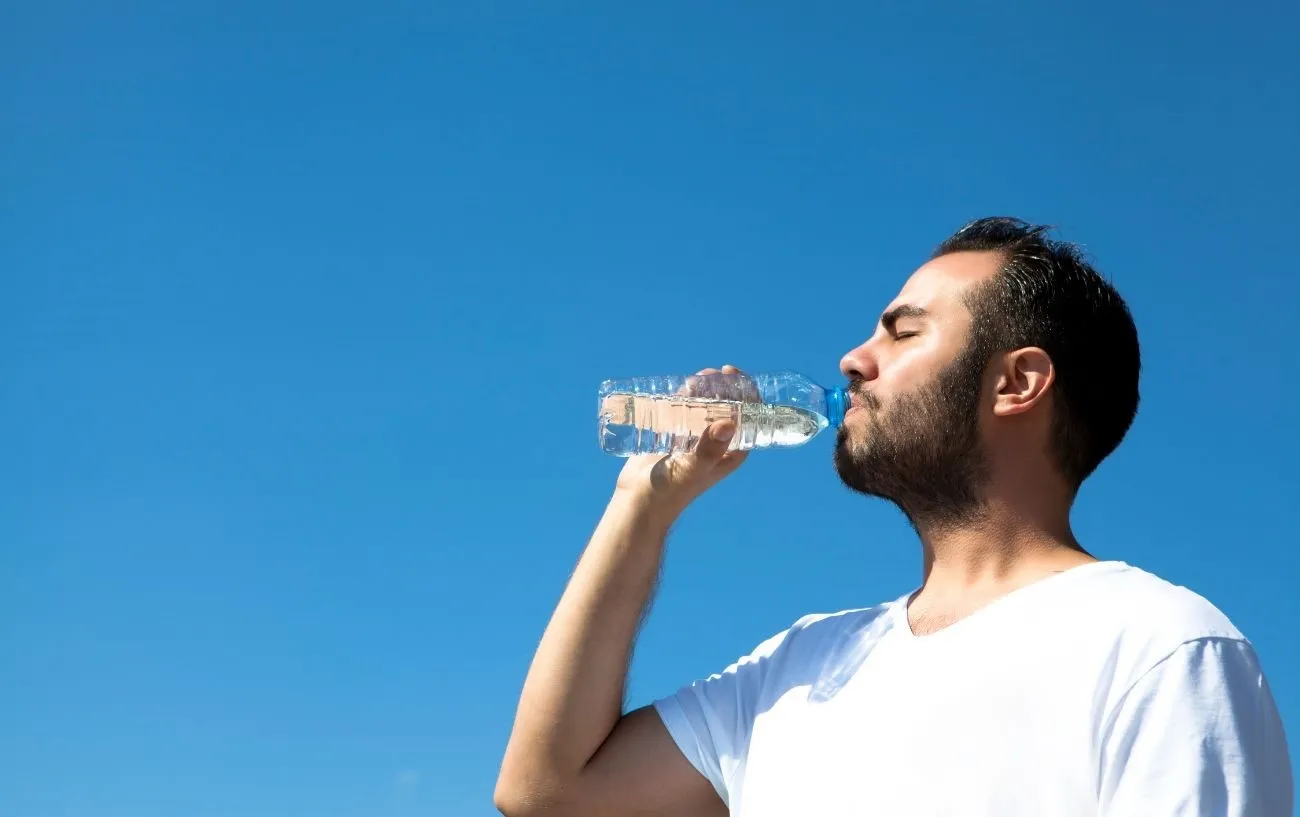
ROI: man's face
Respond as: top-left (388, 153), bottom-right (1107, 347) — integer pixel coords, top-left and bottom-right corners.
top-left (834, 251), bottom-right (1001, 527)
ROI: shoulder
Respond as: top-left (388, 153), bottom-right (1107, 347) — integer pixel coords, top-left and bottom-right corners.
top-left (1088, 562), bottom-right (1245, 646)
top-left (1076, 563), bottom-right (1259, 710)
top-left (719, 601), bottom-right (900, 694)
top-left (782, 602), bottom-right (898, 653)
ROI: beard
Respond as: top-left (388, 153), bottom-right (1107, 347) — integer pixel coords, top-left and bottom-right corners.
top-left (834, 343), bottom-right (990, 531)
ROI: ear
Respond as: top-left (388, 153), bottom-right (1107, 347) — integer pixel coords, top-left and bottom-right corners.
top-left (991, 347), bottom-right (1054, 417)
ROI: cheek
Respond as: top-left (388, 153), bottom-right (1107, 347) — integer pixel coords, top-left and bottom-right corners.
top-left (882, 342), bottom-right (951, 394)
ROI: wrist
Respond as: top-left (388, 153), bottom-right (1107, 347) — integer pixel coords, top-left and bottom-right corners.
top-left (607, 486), bottom-right (682, 533)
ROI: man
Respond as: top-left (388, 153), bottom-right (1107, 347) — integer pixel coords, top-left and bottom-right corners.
top-left (494, 217), bottom-right (1293, 816)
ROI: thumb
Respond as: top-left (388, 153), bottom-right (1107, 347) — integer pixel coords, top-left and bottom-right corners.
top-left (694, 420), bottom-right (737, 462)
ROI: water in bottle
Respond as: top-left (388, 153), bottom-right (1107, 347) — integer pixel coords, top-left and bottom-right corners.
top-left (597, 370), bottom-right (849, 456)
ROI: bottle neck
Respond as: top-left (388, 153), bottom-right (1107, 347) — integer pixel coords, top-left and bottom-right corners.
top-left (826, 386), bottom-right (850, 428)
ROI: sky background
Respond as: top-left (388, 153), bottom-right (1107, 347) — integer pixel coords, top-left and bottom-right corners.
top-left (3, 2), bottom-right (1298, 816)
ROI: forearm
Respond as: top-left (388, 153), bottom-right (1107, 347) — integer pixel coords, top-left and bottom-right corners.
top-left (498, 490), bottom-right (675, 799)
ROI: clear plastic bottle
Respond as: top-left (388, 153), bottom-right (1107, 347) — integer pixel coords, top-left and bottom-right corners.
top-left (597, 370), bottom-right (849, 456)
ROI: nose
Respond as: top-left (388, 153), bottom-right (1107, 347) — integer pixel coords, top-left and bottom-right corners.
top-left (839, 342), bottom-right (879, 382)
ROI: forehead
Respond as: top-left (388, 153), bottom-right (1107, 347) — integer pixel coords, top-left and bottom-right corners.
top-left (887, 250), bottom-right (1003, 315)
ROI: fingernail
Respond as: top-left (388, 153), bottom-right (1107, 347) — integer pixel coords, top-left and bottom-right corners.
top-left (715, 425), bottom-right (735, 442)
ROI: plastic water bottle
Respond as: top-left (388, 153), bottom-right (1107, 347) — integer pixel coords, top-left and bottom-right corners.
top-left (597, 370), bottom-right (849, 456)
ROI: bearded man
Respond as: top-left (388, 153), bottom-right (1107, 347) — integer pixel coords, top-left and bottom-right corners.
top-left (495, 217), bottom-right (1293, 817)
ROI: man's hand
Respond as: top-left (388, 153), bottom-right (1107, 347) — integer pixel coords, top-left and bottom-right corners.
top-left (614, 365), bottom-right (752, 520)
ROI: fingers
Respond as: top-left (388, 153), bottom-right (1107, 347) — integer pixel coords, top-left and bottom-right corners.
top-left (714, 363), bottom-right (758, 401)
top-left (696, 364), bottom-right (743, 375)
top-left (685, 365), bottom-right (747, 401)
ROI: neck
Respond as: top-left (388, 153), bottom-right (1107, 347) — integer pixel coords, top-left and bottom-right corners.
top-left (912, 495), bottom-right (1094, 598)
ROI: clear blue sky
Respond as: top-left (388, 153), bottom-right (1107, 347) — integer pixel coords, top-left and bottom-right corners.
top-left (3, 3), bottom-right (1297, 816)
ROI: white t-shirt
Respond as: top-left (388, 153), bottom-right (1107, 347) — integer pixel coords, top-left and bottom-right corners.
top-left (654, 560), bottom-right (1292, 816)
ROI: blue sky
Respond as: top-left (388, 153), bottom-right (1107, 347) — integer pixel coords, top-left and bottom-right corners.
top-left (3, 3), bottom-right (1297, 816)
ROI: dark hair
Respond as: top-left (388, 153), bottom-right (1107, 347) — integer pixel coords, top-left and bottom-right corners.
top-left (934, 217), bottom-right (1141, 489)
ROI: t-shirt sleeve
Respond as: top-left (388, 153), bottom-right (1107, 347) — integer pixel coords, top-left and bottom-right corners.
top-left (1098, 637), bottom-right (1293, 817)
top-left (652, 627), bottom-right (791, 807)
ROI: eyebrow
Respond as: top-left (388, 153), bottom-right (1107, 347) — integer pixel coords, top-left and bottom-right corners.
top-left (880, 304), bottom-right (929, 332)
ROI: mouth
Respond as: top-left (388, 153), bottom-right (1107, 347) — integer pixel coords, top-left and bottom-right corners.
top-left (849, 392), bottom-right (875, 412)
top-left (845, 398), bottom-right (871, 421)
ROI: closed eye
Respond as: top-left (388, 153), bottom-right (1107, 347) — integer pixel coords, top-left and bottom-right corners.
top-left (893, 331), bottom-right (919, 340)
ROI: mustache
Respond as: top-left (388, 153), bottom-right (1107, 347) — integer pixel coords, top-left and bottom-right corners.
top-left (848, 380), bottom-right (882, 410)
